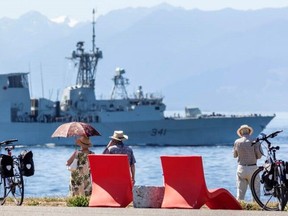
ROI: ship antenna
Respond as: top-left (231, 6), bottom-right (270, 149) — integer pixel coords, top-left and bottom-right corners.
top-left (69, 9), bottom-right (102, 88)
top-left (28, 62), bottom-right (33, 98)
top-left (92, 9), bottom-right (96, 53)
top-left (40, 63), bottom-right (45, 98)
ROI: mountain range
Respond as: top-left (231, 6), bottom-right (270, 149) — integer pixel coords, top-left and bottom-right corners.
top-left (0, 3), bottom-right (288, 112)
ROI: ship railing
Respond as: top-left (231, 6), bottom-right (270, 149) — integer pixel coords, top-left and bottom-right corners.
top-left (167, 112), bottom-right (275, 119)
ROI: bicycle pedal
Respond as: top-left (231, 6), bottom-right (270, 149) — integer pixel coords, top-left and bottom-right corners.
top-left (264, 192), bottom-right (273, 196)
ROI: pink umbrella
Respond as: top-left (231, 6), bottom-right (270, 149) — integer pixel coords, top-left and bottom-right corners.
top-left (51, 122), bottom-right (101, 138)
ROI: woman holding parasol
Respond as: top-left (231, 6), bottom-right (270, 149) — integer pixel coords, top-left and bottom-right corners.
top-left (52, 122), bottom-right (101, 197)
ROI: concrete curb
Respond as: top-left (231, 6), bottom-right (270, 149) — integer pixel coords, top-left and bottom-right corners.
top-left (0, 206), bottom-right (287, 216)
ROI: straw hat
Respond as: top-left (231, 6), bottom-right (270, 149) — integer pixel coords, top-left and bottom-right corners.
top-left (237, 125), bottom-right (253, 137)
top-left (109, 130), bottom-right (128, 141)
top-left (76, 136), bottom-right (92, 147)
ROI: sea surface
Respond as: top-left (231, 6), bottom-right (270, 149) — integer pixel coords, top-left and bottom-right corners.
top-left (3, 112), bottom-right (288, 201)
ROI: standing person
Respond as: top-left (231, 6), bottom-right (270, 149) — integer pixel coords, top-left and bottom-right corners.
top-left (103, 130), bottom-right (136, 185)
top-left (233, 124), bottom-right (263, 200)
top-left (66, 136), bottom-right (94, 196)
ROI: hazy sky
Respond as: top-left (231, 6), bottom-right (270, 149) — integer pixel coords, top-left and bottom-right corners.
top-left (1, 0), bottom-right (288, 21)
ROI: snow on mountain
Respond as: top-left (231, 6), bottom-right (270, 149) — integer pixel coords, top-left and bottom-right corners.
top-left (50, 16), bottom-right (79, 27)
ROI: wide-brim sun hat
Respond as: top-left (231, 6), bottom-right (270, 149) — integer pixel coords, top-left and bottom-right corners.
top-left (237, 124), bottom-right (253, 137)
top-left (110, 130), bottom-right (128, 141)
top-left (76, 136), bottom-right (92, 147)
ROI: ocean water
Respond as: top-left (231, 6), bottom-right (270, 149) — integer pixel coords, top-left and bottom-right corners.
top-left (2, 112), bottom-right (288, 201)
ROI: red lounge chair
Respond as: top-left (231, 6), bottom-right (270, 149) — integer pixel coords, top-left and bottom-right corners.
top-left (88, 154), bottom-right (133, 207)
top-left (160, 155), bottom-right (242, 209)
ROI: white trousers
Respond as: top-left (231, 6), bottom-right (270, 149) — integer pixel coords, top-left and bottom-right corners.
top-left (236, 165), bottom-right (260, 200)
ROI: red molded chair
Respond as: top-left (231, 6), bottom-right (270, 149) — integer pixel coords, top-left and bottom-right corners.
top-left (88, 154), bottom-right (133, 207)
top-left (160, 155), bottom-right (242, 210)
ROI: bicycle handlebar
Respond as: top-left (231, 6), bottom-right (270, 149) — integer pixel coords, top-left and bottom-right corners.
top-left (267, 130), bottom-right (283, 139)
top-left (251, 130), bottom-right (283, 145)
top-left (0, 139), bottom-right (18, 146)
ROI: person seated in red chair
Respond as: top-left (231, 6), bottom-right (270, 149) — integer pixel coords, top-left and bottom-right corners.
top-left (103, 131), bottom-right (136, 185)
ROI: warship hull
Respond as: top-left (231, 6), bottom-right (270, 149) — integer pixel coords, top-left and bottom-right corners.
top-left (0, 114), bottom-right (274, 146)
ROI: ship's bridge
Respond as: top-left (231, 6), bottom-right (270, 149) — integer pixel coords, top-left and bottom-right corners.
top-left (0, 73), bottom-right (31, 122)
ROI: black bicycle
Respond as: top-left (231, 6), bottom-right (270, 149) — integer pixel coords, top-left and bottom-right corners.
top-left (0, 139), bottom-right (24, 205)
top-left (250, 130), bottom-right (288, 211)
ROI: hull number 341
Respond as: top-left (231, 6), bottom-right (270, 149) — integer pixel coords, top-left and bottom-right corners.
top-left (151, 128), bottom-right (167, 136)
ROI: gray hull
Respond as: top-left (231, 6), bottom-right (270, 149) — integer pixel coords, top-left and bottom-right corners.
top-left (0, 115), bottom-right (274, 146)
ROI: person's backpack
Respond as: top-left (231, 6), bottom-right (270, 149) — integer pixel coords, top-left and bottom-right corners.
top-left (19, 150), bottom-right (34, 177)
top-left (261, 163), bottom-right (274, 191)
top-left (0, 154), bottom-right (14, 177)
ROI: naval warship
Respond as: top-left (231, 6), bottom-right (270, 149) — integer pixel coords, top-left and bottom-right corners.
top-left (0, 11), bottom-right (275, 146)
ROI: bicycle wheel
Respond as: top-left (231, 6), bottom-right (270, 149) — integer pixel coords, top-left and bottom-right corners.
top-left (0, 177), bottom-right (7, 205)
top-left (4, 166), bottom-right (24, 206)
top-left (10, 166), bottom-right (24, 205)
top-left (276, 165), bottom-right (288, 211)
top-left (251, 166), bottom-right (286, 211)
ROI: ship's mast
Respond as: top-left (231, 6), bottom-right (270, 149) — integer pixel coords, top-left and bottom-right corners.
top-left (111, 68), bottom-right (129, 99)
top-left (70, 9), bottom-right (102, 88)
top-left (92, 9), bottom-right (96, 53)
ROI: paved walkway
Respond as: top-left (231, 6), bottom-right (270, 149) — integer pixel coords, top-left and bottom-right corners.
top-left (0, 206), bottom-right (288, 216)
